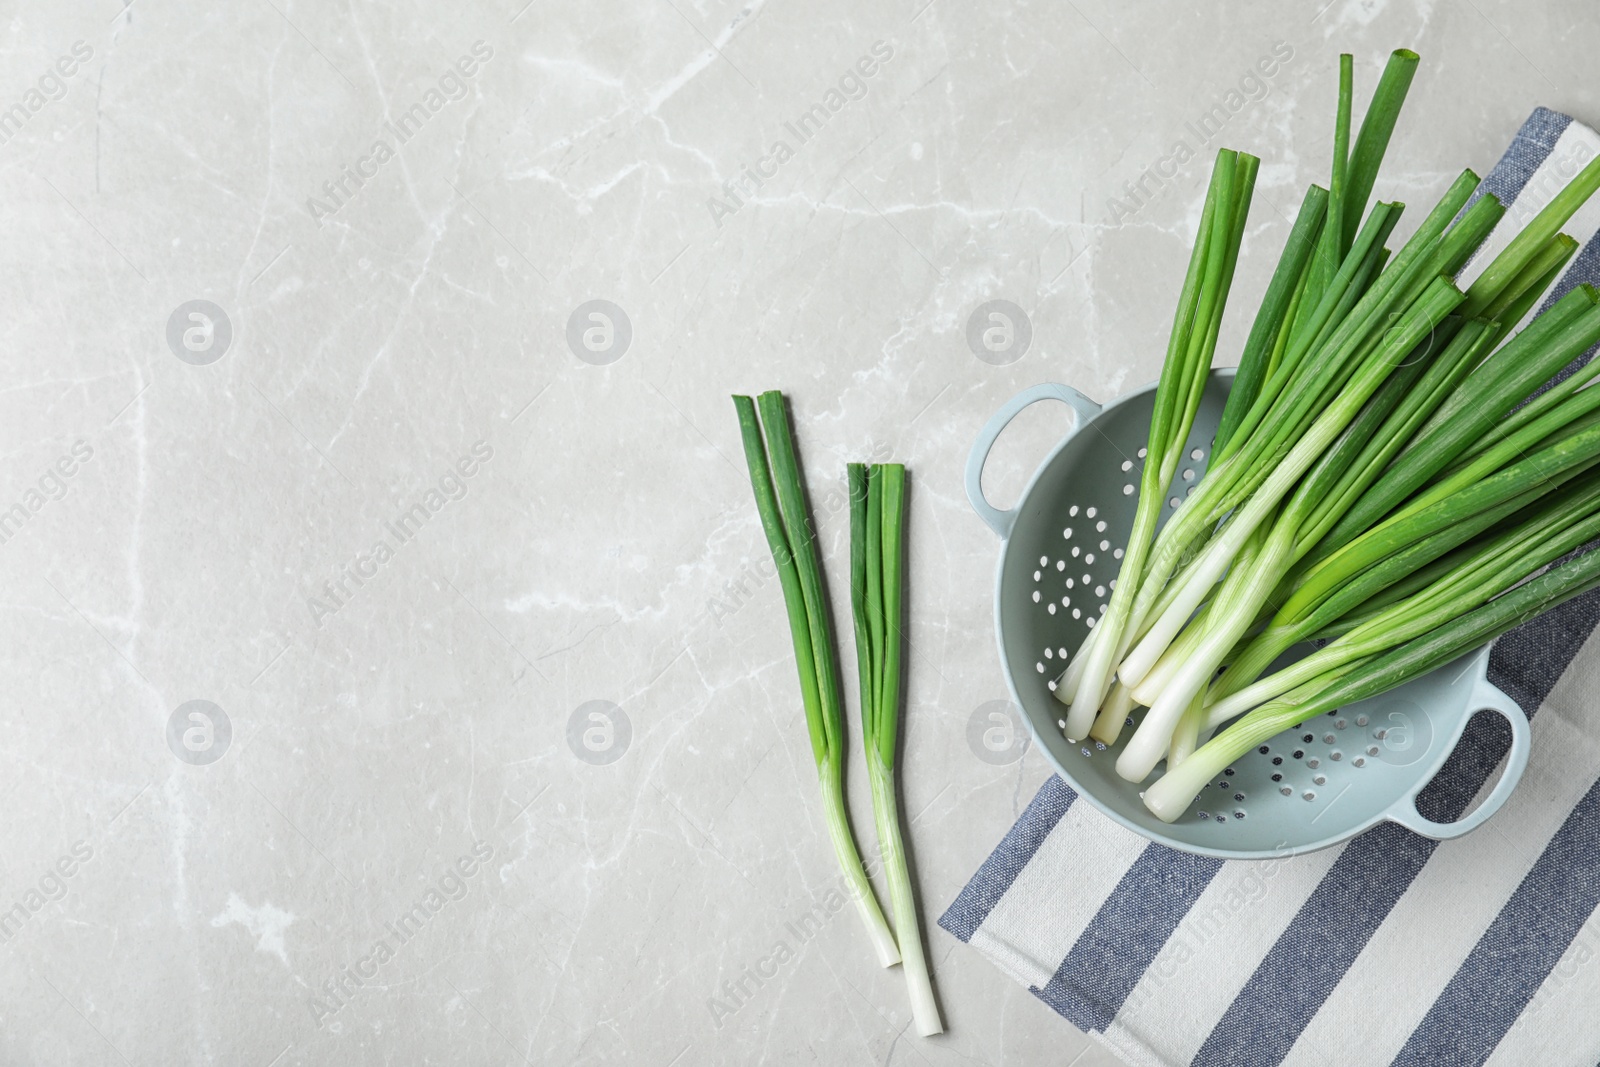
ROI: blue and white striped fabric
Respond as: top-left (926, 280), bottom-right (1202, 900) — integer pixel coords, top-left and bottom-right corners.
top-left (941, 109), bottom-right (1600, 1067)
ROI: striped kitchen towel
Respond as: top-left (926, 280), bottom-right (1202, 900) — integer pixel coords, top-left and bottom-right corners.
top-left (941, 108), bottom-right (1600, 1067)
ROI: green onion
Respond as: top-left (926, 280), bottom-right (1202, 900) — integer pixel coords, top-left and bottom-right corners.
top-left (1204, 470), bottom-right (1600, 728)
top-left (1343, 49), bottom-right (1420, 252)
top-left (850, 463), bottom-right (943, 1037)
top-left (733, 393), bottom-right (900, 968)
top-left (1479, 233), bottom-right (1579, 323)
top-left (1448, 321), bottom-right (1600, 475)
top-left (1146, 537), bottom-right (1600, 822)
top-left (1289, 317), bottom-right (1500, 556)
top-left (1056, 50), bottom-right (1600, 816)
top-left (1116, 277), bottom-right (1466, 782)
top-left (1212, 185), bottom-right (1329, 457)
top-left (1298, 52), bottom-right (1352, 329)
top-left (1290, 288), bottom-right (1600, 590)
top-left (1059, 147), bottom-right (1258, 735)
top-left (1117, 174), bottom-right (1481, 661)
top-left (1208, 481), bottom-right (1531, 711)
top-left (1461, 155), bottom-right (1600, 317)
top-left (1277, 412), bottom-right (1600, 639)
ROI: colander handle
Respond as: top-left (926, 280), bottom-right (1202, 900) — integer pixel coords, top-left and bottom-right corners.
top-left (1384, 677), bottom-right (1531, 841)
top-left (966, 383), bottom-right (1102, 538)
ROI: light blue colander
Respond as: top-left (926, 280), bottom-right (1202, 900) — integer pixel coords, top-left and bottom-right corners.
top-left (966, 371), bottom-right (1532, 860)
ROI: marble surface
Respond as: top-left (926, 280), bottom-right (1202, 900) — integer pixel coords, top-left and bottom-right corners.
top-left (4, 0), bottom-right (1599, 1063)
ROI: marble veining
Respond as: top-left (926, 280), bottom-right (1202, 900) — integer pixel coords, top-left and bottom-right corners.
top-left (1, 0), bottom-right (1593, 1063)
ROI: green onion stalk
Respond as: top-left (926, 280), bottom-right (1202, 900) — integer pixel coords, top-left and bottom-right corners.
top-left (1145, 538), bottom-right (1600, 822)
top-left (1165, 172), bottom-right (1600, 796)
top-left (1059, 50), bottom-right (1600, 812)
top-left (1112, 170), bottom-right (1485, 685)
top-left (1202, 283), bottom-right (1600, 708)
top-left (1212, 183), bottom-right (1331, 459)
top-left (850, 463), bottom-right (943, 1037)
top-left (1203, 468), bottom-right (1600, 728)
top-left (1300, 284), bottom-right (1600, 569)
top-left (1060, 147), bottom-right (1258, 737)
top-left (1125, 269), bottom-right (1600, 784)
top-left (1153, 289), bottom-right (1600, 757)
top-left (1117, 275), bottom-right (1466, 781)
top-left (1125, 156), bottom-right (1508, 659)
top-left (1276, 290), bottom-right (1600, 621)
top-left (1100, 129), bottom-right (1600, 780)
top-left (733, 393), bottom-right (900, 968)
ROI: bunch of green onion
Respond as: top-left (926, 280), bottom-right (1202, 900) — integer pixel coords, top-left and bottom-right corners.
top-left (735, 393), bottom-right (942, 1034)
top-left (1051, 49), bottom-right (1600, 823)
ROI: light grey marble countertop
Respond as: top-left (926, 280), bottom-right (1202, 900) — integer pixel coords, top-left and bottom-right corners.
top-left (3, 1), bottom-right (1597, 1063)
